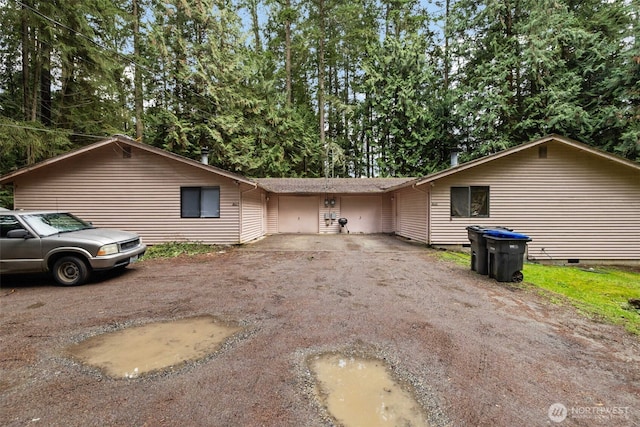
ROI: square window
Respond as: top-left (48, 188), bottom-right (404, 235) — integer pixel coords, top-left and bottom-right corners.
top-left (451, 186), bottom-right (489, 217)
top-left (181, 187), bottom-right (220, 218)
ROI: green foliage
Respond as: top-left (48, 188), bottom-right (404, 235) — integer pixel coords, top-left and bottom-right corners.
top-left (0, 0), bottom-right (638, 182)
top-left (0, 187), bottom-right (12, 209)
top-left (143, 242), bottom-right (223, 260)
top-left (449, 0), bottom-right (639, 161)
top-left (437, 250), bottom-right (471, 267)
top-left (0, 118), bottom-right (72, 174)
top-left (141, 0), bottom-right (322, 176)
top-left (0, 117), bottom-right (72, 207)
top-left (362, 35), bottom-right (449, 176)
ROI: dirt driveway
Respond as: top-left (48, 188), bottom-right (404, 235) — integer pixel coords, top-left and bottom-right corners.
top-left (1, 234), bottom-right (638, 426)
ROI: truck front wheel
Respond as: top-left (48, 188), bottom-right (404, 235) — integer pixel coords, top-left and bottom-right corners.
top-left (53, 256), bottom-right (90, 286)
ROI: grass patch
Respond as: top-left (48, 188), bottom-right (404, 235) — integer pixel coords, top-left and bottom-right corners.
top-left (437, 250), bottom-right (640, 335)
top-left (437, 250), bottom-right (471, 267)
top-left (143, 242), bottom-right (223, 260)
top-left (523, 263), bottom-right (640, 334)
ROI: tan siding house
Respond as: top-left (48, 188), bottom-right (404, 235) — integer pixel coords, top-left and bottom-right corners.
top-left (393, 186), bottom-right (428, 243)
top-left (319, 195), bottom-right (341, 234)
top-left (0, 136), bottom-right (260, 245)
top-left (2, 134), bottom-right (639, 262)
top-left (239, 186), bottom-right (264, 243)
top-left (381, 193), bottom-right (395, 233)
top-left (411, 135), bottom-right (640, 262)
top-left (266, 195), bottom-right (279, 234)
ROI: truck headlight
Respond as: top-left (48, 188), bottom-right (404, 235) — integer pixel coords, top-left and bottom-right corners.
top-left (97, 243), bottom-right (119, 256)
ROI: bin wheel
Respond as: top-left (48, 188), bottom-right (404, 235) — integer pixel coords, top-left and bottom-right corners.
top-left (512, 271), bottom-right (523, 282)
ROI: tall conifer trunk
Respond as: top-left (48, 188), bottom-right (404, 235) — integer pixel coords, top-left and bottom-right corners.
top-left (285, 0), bottom-right (292, 105)
top-left (39, 41), bottom-right (51, 126)
top-left (21, 1), bottom-right (31, 121)
top-left (318, 0), bottom-right (327, 178)
top-left (133, 0), bottom-right (144, 139)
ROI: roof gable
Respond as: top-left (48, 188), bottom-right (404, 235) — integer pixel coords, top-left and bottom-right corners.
top-left (0, 135), bottom-right (256, 186)
top-left (414, 134), bottom-right (640, 186)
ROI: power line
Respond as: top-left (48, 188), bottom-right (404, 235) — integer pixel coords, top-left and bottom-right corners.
top-left (0, 122), bottom-right (107, 140)
top-left (14, 0), bottom-right (102, 48)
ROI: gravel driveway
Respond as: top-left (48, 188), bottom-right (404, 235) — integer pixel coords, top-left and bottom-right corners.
top-left (1, 234), bottom-right (638, 426)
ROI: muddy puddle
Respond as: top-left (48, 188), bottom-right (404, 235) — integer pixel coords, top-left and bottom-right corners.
top-left (67, 316), bottom-right (241, 378)
top-left (309, 354), bottom-right (430, 427)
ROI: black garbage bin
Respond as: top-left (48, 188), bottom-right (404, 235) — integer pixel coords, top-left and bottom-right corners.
top-left (485, 230), bottom-right (531, 282)
top-left (466, 226), bottom-right (512, 275)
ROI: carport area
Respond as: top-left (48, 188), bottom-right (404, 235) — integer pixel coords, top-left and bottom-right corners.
top-left (1, 235), bottom-right (638, 426)
top-left (259, 177), bottom-right (409, 236)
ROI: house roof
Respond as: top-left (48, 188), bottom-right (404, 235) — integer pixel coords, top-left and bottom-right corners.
top-left (411, 134), bottom-right (640, 187)
top-left (0, 135), bottom-right (256, 186)
top-left (5, 134), bottom-right (634, 194)
top-left (256, 177), bottom-right (417, 194)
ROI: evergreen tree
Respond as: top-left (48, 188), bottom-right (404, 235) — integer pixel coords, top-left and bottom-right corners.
top-left (0, 0), bottom-right (638, 184)
top-left (144, 0), bottom-right (321, 176)
top-left (0, 0), bottom-right (128, 174)
top-left (449, 0), bottom-right (639, 160)
top-left (358, 0), bottom-right (450, 176)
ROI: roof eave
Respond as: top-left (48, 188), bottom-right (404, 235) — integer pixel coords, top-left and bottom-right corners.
top-left (256, 177), bottom-right (418, 194)
top-left (382, 177), bottom-right (421, 192)
top-left (0, 137), bottom-right (119, 184)
top-left (413, 134), bottom-right (640, 186)
top-left (0, 135), bottom-right (257, 187)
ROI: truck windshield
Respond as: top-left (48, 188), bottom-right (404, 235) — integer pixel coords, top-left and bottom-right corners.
top-left (23, 213), bottom-right (93, 237)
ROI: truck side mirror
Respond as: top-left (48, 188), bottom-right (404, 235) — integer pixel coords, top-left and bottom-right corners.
top-left (6, 229), bottom-right (32, 239)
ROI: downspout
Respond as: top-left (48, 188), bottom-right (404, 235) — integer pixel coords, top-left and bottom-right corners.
top-left (239, 181), bottom-right (259, 243)
top-left (427, 182), bottom-right (435, 245)
top-left (412, 181), bottom-right (430, 245)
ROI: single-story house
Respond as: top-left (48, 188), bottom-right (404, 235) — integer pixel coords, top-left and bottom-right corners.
top-left (1, 134), bottom-right (639, 263)
top-left (0, 136), bottom-right (265, 245)
top-left (390, 134), bottom-right (640, 263)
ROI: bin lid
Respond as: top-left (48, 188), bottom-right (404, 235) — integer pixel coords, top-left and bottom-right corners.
top-left (484, 228), bottom-right (530, 239)
top-left (466, 225), bottom-right (514, 232)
